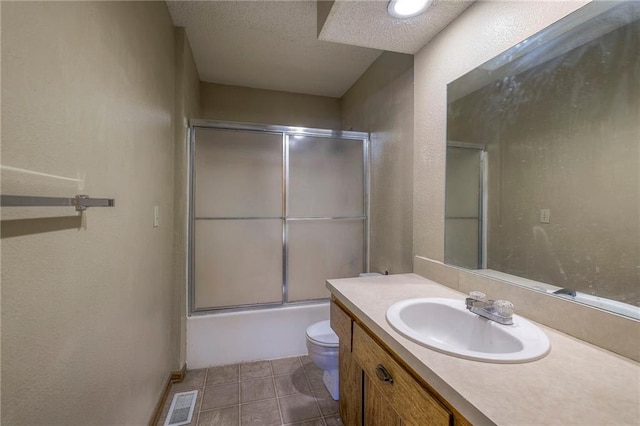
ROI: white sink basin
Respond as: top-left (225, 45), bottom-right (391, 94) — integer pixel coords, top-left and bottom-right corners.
top-left (386, 298), bottom-right (550, 363)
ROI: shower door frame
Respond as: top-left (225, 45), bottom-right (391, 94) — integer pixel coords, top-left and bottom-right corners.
top-left (445, 141), bottom-right (488, 269)
top-left (188, 119), bottom-right (370, 315)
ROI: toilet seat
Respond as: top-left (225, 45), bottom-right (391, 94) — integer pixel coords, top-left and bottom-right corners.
top-left (306, 320), bottom-right (339, 348)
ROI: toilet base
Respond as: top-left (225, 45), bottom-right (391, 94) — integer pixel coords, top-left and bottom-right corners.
top-left (323, 369), bottom-right (339, 400)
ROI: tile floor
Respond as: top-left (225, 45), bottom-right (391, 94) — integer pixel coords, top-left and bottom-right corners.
top-left (157, 355), bottom-right (344, 426)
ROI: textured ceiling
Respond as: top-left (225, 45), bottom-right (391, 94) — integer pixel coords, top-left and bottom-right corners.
top-left (319, 0), bottom-right (475, 55)
top-left (166, 1), bottom-right (382, 98)
top-left (166, 1), bottom-right (475, 97)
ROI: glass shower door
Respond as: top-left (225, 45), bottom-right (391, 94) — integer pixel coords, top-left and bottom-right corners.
top-left (190, 123), bottom-right (369, 313)
top-left (445, 146), bottom-right (486, 269)
top-left (192, 128), bottom-right (284, 310)
top-left (287, 136), bottom-right (366, 302)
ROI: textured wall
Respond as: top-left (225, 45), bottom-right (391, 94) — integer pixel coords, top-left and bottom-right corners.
top-left (200, 82), bottom-right (342, 129)
top-left (413, 0), bottom-right (588, 263)
top-left (342, 52), bottom-right (414, 274)
top-left (1, 2), bottom-right (177, 424)
top-left (173, 27), bottom-right (200, 369)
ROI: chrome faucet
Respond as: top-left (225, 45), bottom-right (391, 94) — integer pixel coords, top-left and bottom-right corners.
top-left (465, 291), bottom-right (514, 325)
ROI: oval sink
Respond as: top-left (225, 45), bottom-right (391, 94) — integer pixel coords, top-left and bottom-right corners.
top-left (386, 298), bottom-right (550, 363)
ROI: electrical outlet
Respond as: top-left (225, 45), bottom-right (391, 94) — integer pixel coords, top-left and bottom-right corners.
top-left (540, 209), bottom-right (550, 224)
top-left (153, 205), bottom-right (160, 228)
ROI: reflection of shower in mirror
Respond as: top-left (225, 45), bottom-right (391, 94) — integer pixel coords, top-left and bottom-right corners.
top-left (445, 1), bottom-right (640, 319)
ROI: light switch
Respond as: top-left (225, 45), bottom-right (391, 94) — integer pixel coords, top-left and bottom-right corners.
top-left (153, 205), bottom-right (160, 228)
top-left (540, 209), bottom-right (550, 224)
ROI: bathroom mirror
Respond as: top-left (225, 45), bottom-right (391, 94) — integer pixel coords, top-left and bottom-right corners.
top-left (445, 1), bottom-right (640, 319)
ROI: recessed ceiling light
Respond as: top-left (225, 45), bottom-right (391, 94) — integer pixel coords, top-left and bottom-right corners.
top-left (387, 0), bottom-right (432, 18)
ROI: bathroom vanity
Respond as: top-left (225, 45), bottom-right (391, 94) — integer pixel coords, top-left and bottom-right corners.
top-left (328, 274), bottom-right (640, 425)
top-left (332, 299), bottom-right (469, 425)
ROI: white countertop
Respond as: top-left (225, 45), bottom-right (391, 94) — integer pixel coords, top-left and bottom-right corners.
top-left (327, 273), bottom-right (640, 426)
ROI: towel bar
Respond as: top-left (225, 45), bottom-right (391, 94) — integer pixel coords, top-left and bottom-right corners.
top-left (1, 194), bottom-right (115, 212)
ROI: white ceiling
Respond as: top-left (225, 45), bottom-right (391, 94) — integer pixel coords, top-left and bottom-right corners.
top-left (166, 1), bottom-right (474, 98)
top-left (166, 1), bottom-right (382, 98)
top-left (319, 0), bottom-right (475, 55)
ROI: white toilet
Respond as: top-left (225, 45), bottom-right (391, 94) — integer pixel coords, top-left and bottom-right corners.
top-left (305, 320), bottom-right (340, 400)
top-left (306, 272), bottom-right (382, 400)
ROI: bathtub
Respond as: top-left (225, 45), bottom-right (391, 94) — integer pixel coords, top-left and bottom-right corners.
top-left (186, 302), bottom-right (330, 369)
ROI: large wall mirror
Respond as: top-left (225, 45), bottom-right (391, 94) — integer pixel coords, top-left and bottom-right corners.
top-left (445, 1), bottom-right (639, 320)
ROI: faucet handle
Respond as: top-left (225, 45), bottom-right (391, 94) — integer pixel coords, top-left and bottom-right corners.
top-left (494, 300), bottom-right (514, 318)
top-left (469, 291), bottom-right (486, 302)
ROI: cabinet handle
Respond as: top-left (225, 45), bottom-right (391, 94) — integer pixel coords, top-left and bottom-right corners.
top-left (375, 364), bottom-right (393, 384)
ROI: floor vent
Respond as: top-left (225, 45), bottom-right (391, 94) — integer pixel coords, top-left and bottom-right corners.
top-left (164, 390), bottom-right (198, 426)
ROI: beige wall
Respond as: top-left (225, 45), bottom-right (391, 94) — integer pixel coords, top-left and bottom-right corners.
top-left (173, 28), bottom-right (200, 369)
top-left (342, 52), bottom-right (414, 274)
top-left (200, 82), bottom-right (342, 129)
top-left (1, 2), bottom-right (178, 424)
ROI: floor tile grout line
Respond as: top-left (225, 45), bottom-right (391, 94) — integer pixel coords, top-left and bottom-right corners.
top-left (199, 393), bottom-right (327, 411)
top-left (271, 367), bottom-right (286, 426)
top-left (194, 368), bottom-right (207, 425)
top-left (267, 359), bottom-right (288, 425)
top-left (298, 356), bottom-right (325, 421)
top-left (237, 363), bottom-right (241, 425)
top-left (238, 366), bottom-right (244, 407)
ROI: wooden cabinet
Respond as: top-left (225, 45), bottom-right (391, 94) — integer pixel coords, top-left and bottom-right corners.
top-left (331, 299), bottom-right (472, 426)
top-left (353, 322), bottom-right (451, 426)
top-left (364, 376), bottom-right (402, 426)
top-left (331, 300), bottom-right (362, 425)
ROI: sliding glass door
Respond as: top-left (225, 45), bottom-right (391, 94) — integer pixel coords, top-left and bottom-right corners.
top-left (190, 122), bottom-right (368, 313)
top-left (287, 135), bottom-right (365, 302)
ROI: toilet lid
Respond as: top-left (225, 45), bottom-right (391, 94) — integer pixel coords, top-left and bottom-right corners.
top-left (306, 320), bottom-right (339, 347)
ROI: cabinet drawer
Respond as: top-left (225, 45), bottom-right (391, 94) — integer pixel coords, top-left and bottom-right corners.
top-left (330, 300), bottom-right (352, 350)
top-left (353, 323), bottom-right (452, 426)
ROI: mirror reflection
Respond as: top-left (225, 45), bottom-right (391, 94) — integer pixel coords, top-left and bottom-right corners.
top-left (445, 1), bottom-right (640, 319)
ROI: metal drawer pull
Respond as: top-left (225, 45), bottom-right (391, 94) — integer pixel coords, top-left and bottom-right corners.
top-left (375, 364), bottom-right (393, 384)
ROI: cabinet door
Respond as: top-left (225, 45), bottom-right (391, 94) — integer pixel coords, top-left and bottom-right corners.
top-left (331, 301), bottom-right (362, 426)
top-left (330, 300), bottom-right (353, 349)
top-left (364, 374), bottom-right (402, 426)
top-left (339, 344), bottom-right (363, 426)
top-left (352, 324), bottom-right (452, 426)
